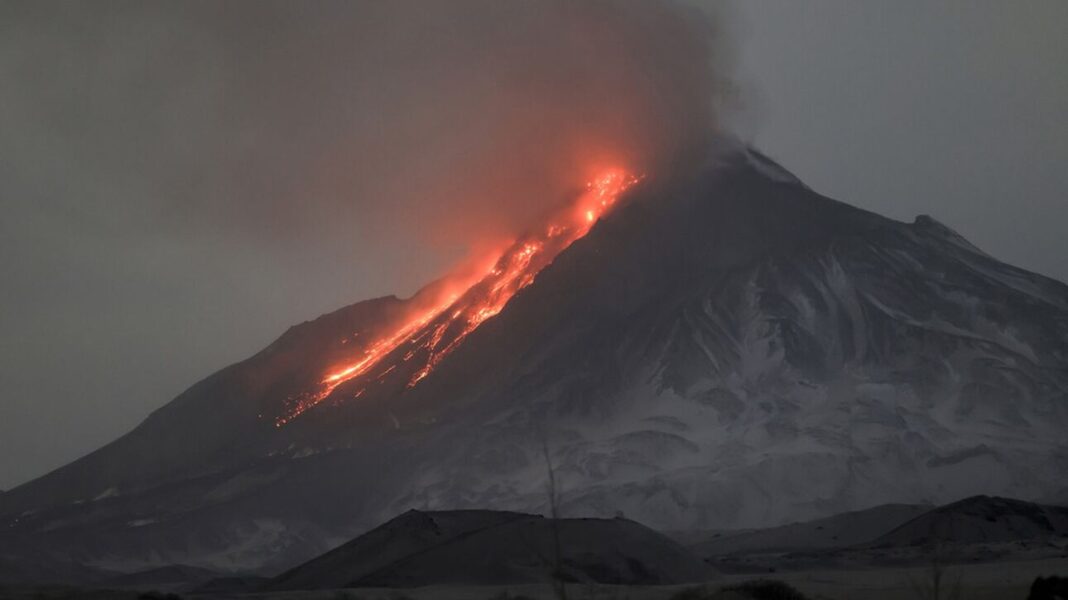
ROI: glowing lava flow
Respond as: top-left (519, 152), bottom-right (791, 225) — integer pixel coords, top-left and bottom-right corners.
top-left (276, 168), bottom-right (640, 426)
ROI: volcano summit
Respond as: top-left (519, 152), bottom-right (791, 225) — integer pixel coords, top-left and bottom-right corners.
top-left (3, 140), bottom-right (1067, 572)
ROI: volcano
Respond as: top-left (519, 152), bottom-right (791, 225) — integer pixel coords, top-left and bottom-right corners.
top-left (3, 139), bottom-right (1067, 573)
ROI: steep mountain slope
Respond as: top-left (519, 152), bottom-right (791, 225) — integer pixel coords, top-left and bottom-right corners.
top-left (2, 139), bottom-right (1067, 573)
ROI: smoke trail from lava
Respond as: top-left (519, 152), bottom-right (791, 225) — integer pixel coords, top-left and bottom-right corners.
top-left (3, 0), bottom-right (733, 300)
top-left (24, 1), bottom-right (728, 268)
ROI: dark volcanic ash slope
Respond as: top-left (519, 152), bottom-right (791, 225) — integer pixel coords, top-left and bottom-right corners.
top-left (2, 140), bottom-right (1067, 572)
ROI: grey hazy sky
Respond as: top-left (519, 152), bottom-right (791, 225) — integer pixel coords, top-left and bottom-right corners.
top-left (1, 1), bottom-right (1066, 490)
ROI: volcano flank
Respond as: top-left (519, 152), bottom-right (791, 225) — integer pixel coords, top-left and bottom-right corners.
top-left (3, 140), bottom-right (1067, 573)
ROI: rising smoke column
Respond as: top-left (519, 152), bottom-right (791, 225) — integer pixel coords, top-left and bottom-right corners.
top-left (177, 0), bottom-right (730, 267)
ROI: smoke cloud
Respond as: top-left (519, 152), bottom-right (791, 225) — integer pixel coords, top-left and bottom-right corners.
top-left (0, 0), bottom-right (731, 487)
top-left (5, 0), bottom-right (731, 257)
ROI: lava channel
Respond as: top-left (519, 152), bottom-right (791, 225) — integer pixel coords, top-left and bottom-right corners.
top-left (275, 168), bottom-right (640, 426)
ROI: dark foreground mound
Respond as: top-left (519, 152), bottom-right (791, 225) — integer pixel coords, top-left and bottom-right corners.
top-left (691, 496), bottom-right (1068, 574)
top-left (690, 496), bottom-right (1068, 560)
top-left (1029, 576), bottom-right (1068, 600)
top-left (688, 503), bottom-right (931, 557)
top-left (96, 564), bottom-right (219, 591)
top-left (672, 580), bottom-right (810, 600)
top-left (266, 509), bottom-right (710, 591)
top-left (871, 495), bottom-right (1068, 547)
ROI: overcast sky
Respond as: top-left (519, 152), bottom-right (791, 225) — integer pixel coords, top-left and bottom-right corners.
top-left (1, 1), bottom-right (1066, 490)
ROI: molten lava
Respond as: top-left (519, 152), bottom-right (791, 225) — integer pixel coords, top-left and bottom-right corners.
top-left (276, 168), bottom-right (640, 426)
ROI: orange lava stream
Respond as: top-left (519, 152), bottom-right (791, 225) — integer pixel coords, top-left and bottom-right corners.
top-left (275, 168), bottom-right (640, 426)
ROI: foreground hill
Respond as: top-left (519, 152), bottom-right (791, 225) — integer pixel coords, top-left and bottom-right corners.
top-left (696, 496), bottom-right (1068, 575)
top-left (870, 495), bottom-right (1068, 548)
top-left (690, 496), bottom-right (1068, 559)
top-left (266, 509), bottom-right (710, 590)
top-left (689, 503), bottom-right (932, 557)
top-left (2, 138), bottom-right (1067, 570)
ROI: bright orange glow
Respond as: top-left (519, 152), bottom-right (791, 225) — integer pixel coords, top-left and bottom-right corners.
top-left (275, 168), bottom-right (641, 426)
